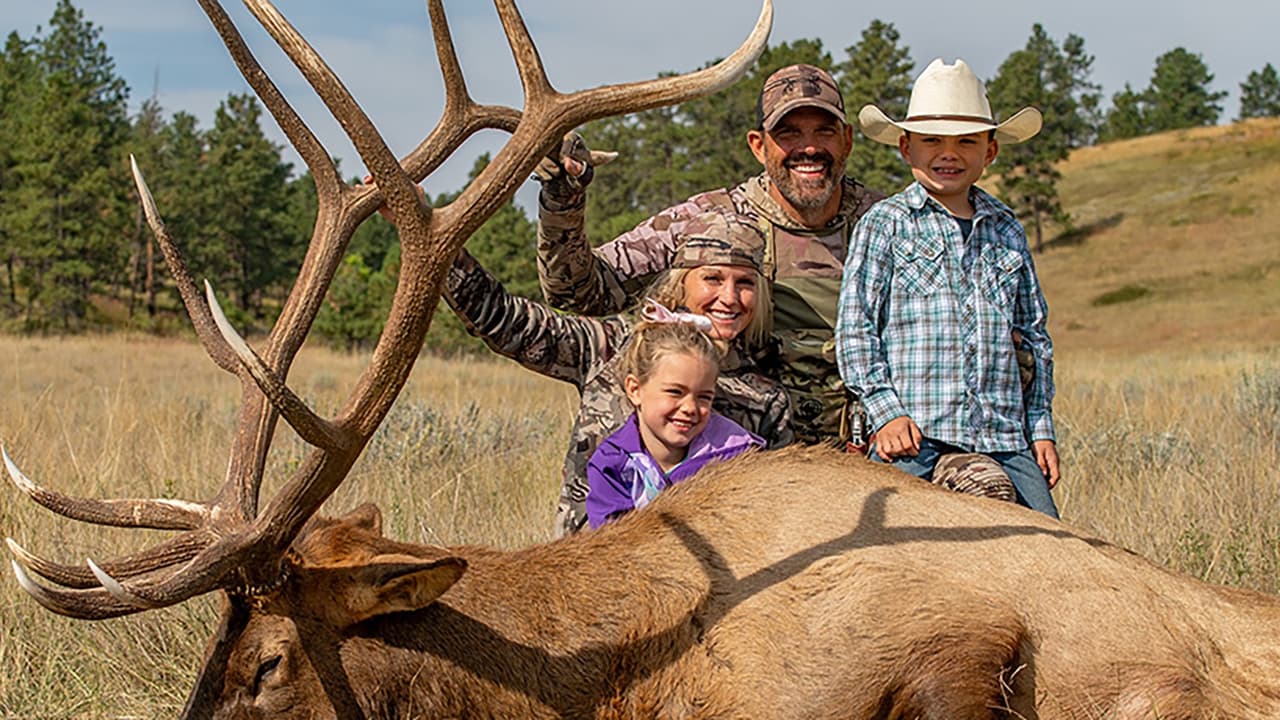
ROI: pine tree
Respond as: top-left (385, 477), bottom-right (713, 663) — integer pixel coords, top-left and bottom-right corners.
top-left (201, 92), bottom-right (294, 318)
top-left (1144, 47), bottom-right (1226, 131)
top-left (1101, 83), bottom-right (1149, 141)
top-left (987, 25), bottom-right (1083, 252)
top-left (836, 19), bottom-right (913, 193)
top-left (0, 32), bottom-right (39, 315)
top-left (156, 110), bottom-right (212, 257)
top-left (128, 97), bottom-right (166, 318)
top-left (313, 252), bottom-right (397, 351)
top-left (10, 0), bottom-right (130, 329)
top-left (1238, 63), bottom-right (1280, 120)
top-left (1059, 34), bottom-right (1103, 147)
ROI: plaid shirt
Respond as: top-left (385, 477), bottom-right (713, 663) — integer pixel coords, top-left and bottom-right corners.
top-left (835, 182), bottom-right (1055, 453)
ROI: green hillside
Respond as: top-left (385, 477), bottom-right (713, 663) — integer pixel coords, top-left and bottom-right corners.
top-left (1024, 117), bottom-right (1280, 355)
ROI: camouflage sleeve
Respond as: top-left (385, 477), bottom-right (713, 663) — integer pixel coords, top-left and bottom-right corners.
top-left (759, 383), bottom-right (795, 450)
top-left (1013, 241), bottom-right (1056, 443)
top-left (444, 248), bottom-right (629, 389)
top-left (713, 370), bottom-right (795, 450)
top-left (536, 193), bottom-right (707, 314)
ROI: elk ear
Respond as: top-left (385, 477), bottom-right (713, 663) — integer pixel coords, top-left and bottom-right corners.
top-left (342, 555), bottom-right (467, 624)
top-left (340, 503), bottom-right (383, 536)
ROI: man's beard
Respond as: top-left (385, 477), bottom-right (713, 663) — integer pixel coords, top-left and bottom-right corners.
top-left (767, 150), bottom-right (841, 211)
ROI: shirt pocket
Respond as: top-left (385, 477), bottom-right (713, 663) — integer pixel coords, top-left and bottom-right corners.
top-left (981, 246), bottom-right (1024, 317)
top-left (891, 237), bottom-right (945, 297)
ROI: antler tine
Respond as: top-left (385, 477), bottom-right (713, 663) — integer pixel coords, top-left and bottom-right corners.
top-left (566, 0), bottom-right (773, 119)
top-left (24, 523), bottom-right (273, 615)
top-left (7, 536), bottom-right (207, 589)
top-left (397, 1), bottom-right (523, 184)
top-left (195, 0), bottom-right (340, 197)
top-left (429, 0), bottom-right (472, 120)
top-left (240, 0), bottom-right (427, 237)
top-left (436, 0), bottom-right (772, 247)
top-left (202, 283), bottom-right (352, 452)
top-left (130, 157), bottom-right (238, 375)
top-left (10, 558), bottom-right (150, 620)
top-left (4, 445), bottom-right (206, 531)
top-left (87, 559), bottom-right (166, 609)
top-left (492, 0), bottom-right (553, 103)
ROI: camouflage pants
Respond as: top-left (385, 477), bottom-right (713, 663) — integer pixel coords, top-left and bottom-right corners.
top-left (873, 440), bottom-right (1054, 516)
top-left (930, 453), bottom-right (1017, 502)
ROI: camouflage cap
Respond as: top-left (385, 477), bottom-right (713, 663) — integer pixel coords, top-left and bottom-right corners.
top-left (757, 64), bottom-right (846, 131)
top-left (672, 212), bottom-right (766, 272)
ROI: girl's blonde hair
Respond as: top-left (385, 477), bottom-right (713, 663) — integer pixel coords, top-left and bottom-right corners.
top-left (622, 319), bottom-right (724, 385)
top-left (646, 267), bottom-right (773, 349)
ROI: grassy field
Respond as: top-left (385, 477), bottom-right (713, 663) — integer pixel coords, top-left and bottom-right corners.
top-left (1, 120), bottom-right (1279, 716)
top-left (2, 336), bottom-right (1276, 717)
top-left (1033, 117), bottom-right (1280, 354)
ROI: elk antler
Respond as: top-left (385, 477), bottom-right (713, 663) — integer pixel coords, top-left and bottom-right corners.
top-left (5, 0), bottom-right (772, 619)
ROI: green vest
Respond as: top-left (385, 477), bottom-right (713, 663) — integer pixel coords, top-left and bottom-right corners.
top-left (745, 178), bottom-right (866, 446)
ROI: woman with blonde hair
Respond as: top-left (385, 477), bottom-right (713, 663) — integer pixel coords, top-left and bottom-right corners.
top-left (444, 211), bottom-right (791, 537)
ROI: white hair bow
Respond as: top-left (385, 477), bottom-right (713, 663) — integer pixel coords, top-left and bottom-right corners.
top-left (640, 298), bottom-right (713, 334)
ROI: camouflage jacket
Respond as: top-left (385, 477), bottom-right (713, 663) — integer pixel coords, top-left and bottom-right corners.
top-left (444, 249), bottom-right (793, 537)
top-left (538, 173), bottom-right (885, 445)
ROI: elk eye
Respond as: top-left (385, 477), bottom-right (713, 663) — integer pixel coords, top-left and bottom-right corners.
top-left (251, 655), bottom-right (283, 696)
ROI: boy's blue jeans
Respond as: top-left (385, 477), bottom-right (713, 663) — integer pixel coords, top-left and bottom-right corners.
top-left (870, 437), bottom-right (1060, 519)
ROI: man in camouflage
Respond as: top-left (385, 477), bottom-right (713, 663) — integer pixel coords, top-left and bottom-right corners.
top-left (533, 64), bottom-right (1025, 509)
top-left (537, 64), bottom-right (878, 448)
top-left (535, 65), bottom-right (875, 448)
top-left (444, 213), bottom-right (792, 537)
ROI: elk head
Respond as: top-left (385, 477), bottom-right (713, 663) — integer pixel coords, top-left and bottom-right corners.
top-left (4, 0), bottom-right (772, 716)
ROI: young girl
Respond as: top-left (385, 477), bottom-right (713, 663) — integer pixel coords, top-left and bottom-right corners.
top-left (585, 316), bottom-right (764, 528)
top-left (444, 210), bottom-right (791, 537)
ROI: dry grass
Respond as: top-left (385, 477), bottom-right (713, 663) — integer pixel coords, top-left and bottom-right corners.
top-left (1, 335), bottom-right (1276, 716)
top-left (1053, 346), bottom-right (1280, 592)
top-left (1026, 117), bottom-right (1280, 354)
top-left (0, 334), bottom-right (575, 718)
top-left (4, 119), bottom-right (1280, 717)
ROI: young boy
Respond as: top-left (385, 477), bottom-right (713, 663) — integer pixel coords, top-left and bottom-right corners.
top-left (835, 58), bottom-right (1061, 517)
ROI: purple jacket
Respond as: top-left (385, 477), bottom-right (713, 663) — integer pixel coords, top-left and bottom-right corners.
top-left (585, 413), bottom-right (763, 528)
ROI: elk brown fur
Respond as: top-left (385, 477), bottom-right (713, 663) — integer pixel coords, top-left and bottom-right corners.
top-left (203, 447), bottom-right (1280, 719)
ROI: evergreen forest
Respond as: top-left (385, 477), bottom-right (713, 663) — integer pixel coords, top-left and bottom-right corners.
top-left (2, 1), bottom-right (1276, 349)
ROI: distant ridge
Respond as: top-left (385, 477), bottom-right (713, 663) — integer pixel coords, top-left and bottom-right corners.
top-left (1017, 117), bottom-right (1280, 355)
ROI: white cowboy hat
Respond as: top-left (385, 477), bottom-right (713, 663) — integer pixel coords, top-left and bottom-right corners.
top-left (859, 58), bottom-right (1042, 146)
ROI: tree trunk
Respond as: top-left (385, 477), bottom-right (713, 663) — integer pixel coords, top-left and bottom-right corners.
top-left (128, 203), bottom-right (143, 318)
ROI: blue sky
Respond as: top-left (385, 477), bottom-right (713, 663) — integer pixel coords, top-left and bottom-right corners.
top-left (8, 0), bottom-right (1275, 204)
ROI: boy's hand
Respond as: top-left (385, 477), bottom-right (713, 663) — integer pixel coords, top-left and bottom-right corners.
top-left (875, 416), bottom-right (922, 461)
top-left (1033, 439), bottom-right (1060, 488)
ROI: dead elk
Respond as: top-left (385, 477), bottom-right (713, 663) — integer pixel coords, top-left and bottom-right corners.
top-left (10, 444), bottom-right (1280, 718)
top-left (228, 449), bottom-right (1280, 719)
top-left (6, 0), bottom-right (1280, 718)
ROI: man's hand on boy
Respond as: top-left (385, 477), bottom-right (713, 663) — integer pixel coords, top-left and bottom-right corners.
top-left (1033, 439), bottom-right (1060, 488)
top-left (875, 416), bottom-right (922, 461)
